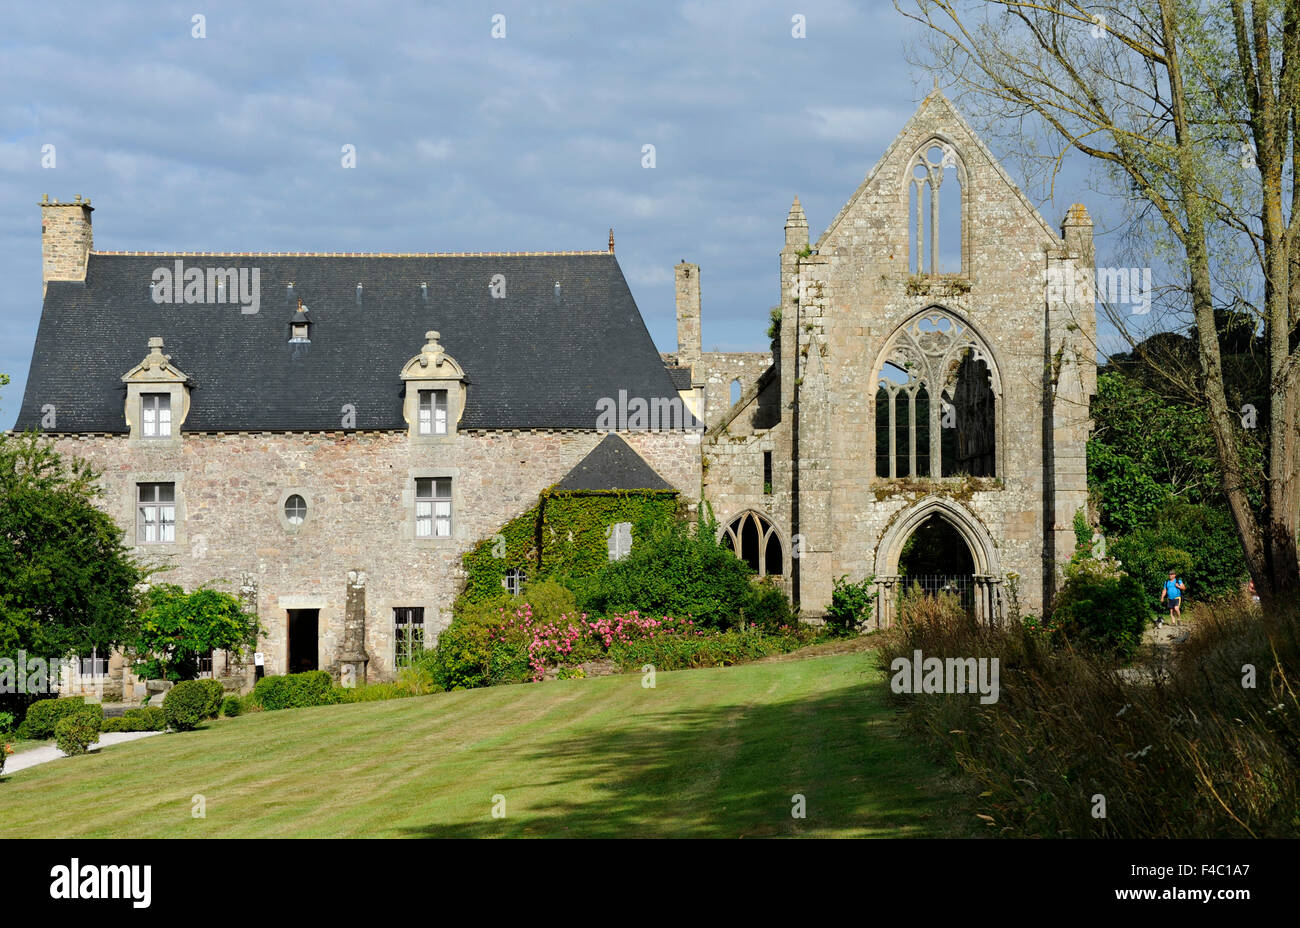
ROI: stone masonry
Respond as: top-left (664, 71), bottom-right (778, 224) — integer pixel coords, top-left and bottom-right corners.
top-left (685, 90), bottom-right (1096, 622)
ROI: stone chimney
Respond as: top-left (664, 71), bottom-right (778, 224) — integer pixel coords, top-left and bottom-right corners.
top-left (784, 195), bottom-right (809, 251)
top-left (1060, 203), bottom-right (1093, 266)
top-left (41, 194), bottom-right (94, 296)
top-left (675, 261), bottom-right (702, 362)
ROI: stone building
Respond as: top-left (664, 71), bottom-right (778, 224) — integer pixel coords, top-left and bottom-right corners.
top-left (17, 203), bottom-right (698, 693)
top-left (15, 90), bottom-right (1096, 694)
top-left (672, 90), bottom-right (1096, 624)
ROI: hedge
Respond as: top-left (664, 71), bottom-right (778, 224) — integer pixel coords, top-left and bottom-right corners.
top-left (252, 671), bottom-right (338, 710)
top-left (18, 697), bottom-right (103, 740)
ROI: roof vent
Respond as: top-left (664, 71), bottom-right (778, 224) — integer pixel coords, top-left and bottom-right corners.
top-left (420, 282), bottom-right (428, 303)
top-left (289, 299), bottom-right (312, 344)
top-left (356, 282), bottom-right (363, 306)
top-left (554, 281), bottom-right (562, 303)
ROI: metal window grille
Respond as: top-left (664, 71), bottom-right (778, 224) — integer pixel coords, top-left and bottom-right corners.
top-left (394, 607), bottom-right (425, 666)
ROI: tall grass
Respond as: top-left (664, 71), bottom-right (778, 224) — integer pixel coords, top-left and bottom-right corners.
top-left (877, 591), bottom-right (1300, 837)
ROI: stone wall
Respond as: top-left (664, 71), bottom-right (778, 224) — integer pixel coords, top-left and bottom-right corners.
top-left (699, 90), bottom-right (1096, 622)
top-left (47, 427), bottom-right (698, 685)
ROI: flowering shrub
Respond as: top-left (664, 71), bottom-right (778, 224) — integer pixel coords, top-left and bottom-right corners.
top-left (485, 604), bottom-right (810, 681)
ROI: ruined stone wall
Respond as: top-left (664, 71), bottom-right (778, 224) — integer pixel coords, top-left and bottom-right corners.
top-left (48, 428), bottom-right (698, 685)
top-left (781, 91), bottom-right (1096, 619)
top-left (662, 350), bottom-right (772, 430)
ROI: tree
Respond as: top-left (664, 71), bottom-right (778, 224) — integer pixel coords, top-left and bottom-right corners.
top-left (0, 432), bottom-right (146, 662)
top-left (127, 584), bottom-right (260, 682)
top-left (897, 0), bottom-right (1300, 602)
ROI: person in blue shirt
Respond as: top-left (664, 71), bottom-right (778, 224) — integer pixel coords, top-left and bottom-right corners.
top-left (1159, 571), bottom-right (1186, 627)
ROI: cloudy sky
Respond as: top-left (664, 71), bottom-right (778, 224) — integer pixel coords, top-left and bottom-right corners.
top-left (0, 0), bottom-right (1111, 431)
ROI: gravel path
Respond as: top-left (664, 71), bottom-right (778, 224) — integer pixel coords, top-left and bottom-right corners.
top-left (3, 730), bottom-right (164, 775)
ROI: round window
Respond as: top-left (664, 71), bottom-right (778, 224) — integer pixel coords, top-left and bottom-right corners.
top-left (284, 494), bottom-right (307, 525)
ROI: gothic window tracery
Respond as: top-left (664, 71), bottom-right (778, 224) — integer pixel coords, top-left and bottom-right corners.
top-left (907, 141), bottom-right (963, 276)
top-left (723, 511), bottom-right (784, 577)
top-left (874, 310), bottom-right (997, 479)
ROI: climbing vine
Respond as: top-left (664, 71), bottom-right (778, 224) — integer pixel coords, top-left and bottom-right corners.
top-left (458, 487), bottom-right (680, 606)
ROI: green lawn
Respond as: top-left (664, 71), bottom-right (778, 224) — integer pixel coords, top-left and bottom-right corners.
top-left (0, 647), bottom-right (973, 837)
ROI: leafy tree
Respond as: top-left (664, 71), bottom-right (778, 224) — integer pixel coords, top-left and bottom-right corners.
top-left (0, 432), bottom-right (146, 662)
top-left (127, 584), bottom-right (260, 682)
top-left (1111, 503), bottom-right (1247, 602)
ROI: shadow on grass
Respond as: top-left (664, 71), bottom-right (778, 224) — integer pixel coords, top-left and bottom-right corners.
top-left (399, 675), bottom-right (968, 838)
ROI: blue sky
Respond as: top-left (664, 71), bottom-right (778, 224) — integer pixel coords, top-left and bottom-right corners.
top-left (0, 0), bottom-right (1112, 431)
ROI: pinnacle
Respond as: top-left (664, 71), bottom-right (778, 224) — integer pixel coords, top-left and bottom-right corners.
top-left (786, 195), bottom-right (808, 228)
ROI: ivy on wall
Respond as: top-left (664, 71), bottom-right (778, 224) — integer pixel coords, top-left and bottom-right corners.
top-left (459, 487), bottom-right (681, 606)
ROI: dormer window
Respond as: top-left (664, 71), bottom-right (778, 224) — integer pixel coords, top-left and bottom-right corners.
top-left (141, 393), bottom-right (172, 438)
top-left (121, 336), bottom-right (190, 443)
top-left (401, 330), bottom-right (466, 442)
top-left (418, 390), bottom-right (448, 435)
top-left (289, 300), bottom-right (312, 343)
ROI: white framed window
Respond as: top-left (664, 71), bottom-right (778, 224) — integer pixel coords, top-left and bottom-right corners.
top-left (137, 482), bottom-right (176, 543)
top-left (141, 393), bottom-right (172, 438)
top-left (415, 477), bottom-right (452, 537)
top-left (394, 607), bottom-right (425, 666)
top-left (607, 522), bottom-right (633, 561)
top-left (503, 568), bottom-right (527, 597)
top-left (418, 390), bottom-right (449, 435)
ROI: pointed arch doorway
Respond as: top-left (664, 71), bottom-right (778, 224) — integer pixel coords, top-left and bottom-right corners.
top-left (872, 497), bottom-right (1003, 626)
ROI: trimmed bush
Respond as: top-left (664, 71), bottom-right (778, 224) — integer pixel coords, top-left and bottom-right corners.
top-left (137, 706), bottom-right (166, 730)
top-left (163, 679), bottom-right (219, 731)
top-left (55, 711), bottom-right (101, 756)
top-left (17, 696), bottom-right (94, 740)
top-left (221, 695), bottom-right (242, 717)
top-left (252, 671), bottom-right (338, 710)
top-left (197, 679), bottom-right (224, 719)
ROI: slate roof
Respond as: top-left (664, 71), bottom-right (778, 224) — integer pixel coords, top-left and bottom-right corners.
top-left (17, 252), bottom-right (681, 433)
top-left (553, 434), bottom-right (674, 492)
top-left (665, 366), bottom-right (693, 391)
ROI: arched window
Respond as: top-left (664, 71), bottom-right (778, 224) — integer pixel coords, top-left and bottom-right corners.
top-left (907, 142), bottom-right (963, 276)
top-left (874, 310), bottom-right (997, 479)
top-left (729, 378), bottom-right (742, 406)
top-left (722, 511), bottom-right (784, 577)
